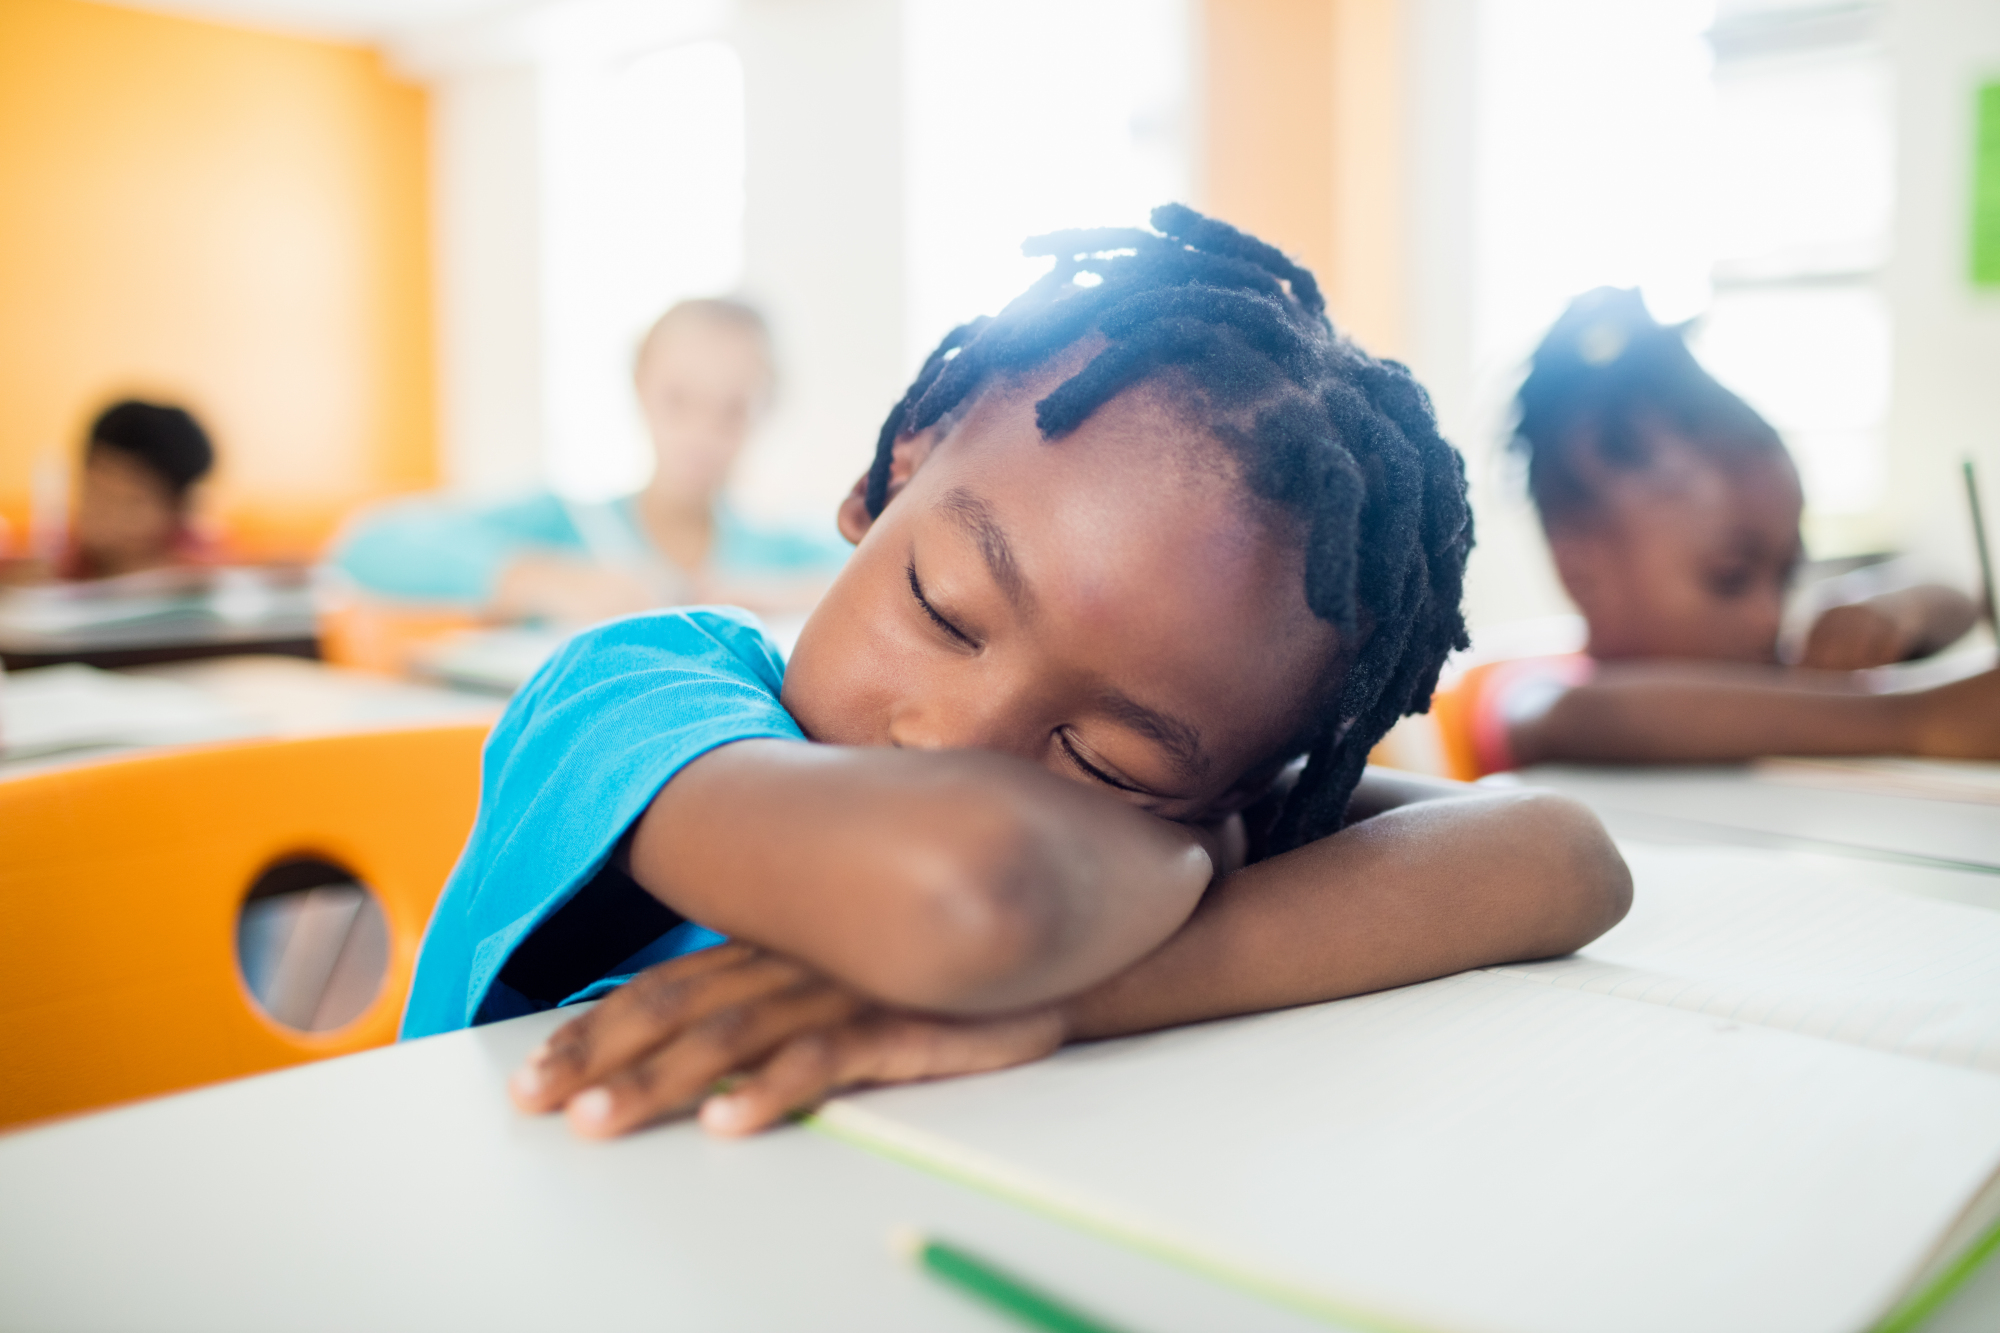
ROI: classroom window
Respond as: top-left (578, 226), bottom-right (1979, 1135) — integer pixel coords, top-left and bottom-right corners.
top-left (901, 0), bottom-right (1192, 372)
top-left (1468, 0), bottom-right (1896, 554)
top-left (542, 39), bottom-right (749, 501)
top-left (1689, 1), bottom-right (1893, 547)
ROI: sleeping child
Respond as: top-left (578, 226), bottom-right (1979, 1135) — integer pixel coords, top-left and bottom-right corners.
top-left (1438, 287), bottom-right (1998, 776)
top-left (402, 207), bottom-right (1633, 1139)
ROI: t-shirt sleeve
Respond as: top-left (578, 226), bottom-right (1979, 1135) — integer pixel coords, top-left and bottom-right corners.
top-left (329, 493), bottom-right (582, 604)
top-left (399, 606), bottom-right (803, 1038)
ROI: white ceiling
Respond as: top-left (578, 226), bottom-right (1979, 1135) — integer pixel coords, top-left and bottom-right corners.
top-left (104, 0), bottom-right (524, 43)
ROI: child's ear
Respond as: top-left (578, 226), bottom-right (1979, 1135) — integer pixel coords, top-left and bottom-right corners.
top-left (836, 427), bottom-right (942, 543)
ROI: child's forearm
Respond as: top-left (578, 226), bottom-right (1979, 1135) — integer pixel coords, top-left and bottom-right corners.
top-left (1510, 666), bottom-right (1914, 765)
top-left (626, 739), bottom-right (1212, 1016)
top-left (1057, 790), bottom-right (1630, 1041)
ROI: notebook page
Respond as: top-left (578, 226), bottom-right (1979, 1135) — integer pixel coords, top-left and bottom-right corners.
top-left (830, 969), bottom-right (2000, 1333)
top-left (1497, 842), bottom-right (2000, 1072)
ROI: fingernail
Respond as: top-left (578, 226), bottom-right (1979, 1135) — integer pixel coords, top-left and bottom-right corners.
top-left (509, 1064), bottom-right (544, 1100)
top-left (701, 1094), bottom-right (751, 1133)
top-left (570, 1087), bottom-right (613, 1127)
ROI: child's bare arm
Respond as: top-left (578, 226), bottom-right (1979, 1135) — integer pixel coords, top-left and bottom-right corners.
top-left (1509, 665), bottom-right (2000, 765)
top-left (1801, 584), bottom-right (1979, 670)
top-left (512, 772), bottom-right (1627, 1138)
top-left (623, 739), bottom-right (1214, 1014)
top-left (1057, 782), bottom-right (1631, 1040)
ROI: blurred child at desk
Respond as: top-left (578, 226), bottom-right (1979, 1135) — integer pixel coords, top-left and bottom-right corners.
top-left (1, 400), bottom-right (219, 584)
top-left (1437, 288), bottom-right (1997, 775)
top-left (332, 299), bottom-right (845, 628)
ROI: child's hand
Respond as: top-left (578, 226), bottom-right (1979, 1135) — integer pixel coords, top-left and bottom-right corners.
top-left (507, 942), bottom-right (1066, 1139)
top-left (1801, 601), bottom-right (1920, 670)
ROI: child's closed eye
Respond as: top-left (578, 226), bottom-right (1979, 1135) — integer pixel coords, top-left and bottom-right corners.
top-left (1057, 729), bottom-right (1159, 799)
top-left (907, 561), bottom-right (976, 647)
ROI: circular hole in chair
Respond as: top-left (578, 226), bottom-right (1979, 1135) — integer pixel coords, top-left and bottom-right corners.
top-left (236, 857), bottom-right (390, 1033)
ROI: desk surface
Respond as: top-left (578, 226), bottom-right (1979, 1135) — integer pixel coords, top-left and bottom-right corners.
top-left (0, 656), bottom-right (499, 780)
top-left (2, 955), bottom-right (1997, 1333)
top-left (0, 1008), bottom-right (1326, 1333)
top-left (1510, 763), bottom-right (2000, 873)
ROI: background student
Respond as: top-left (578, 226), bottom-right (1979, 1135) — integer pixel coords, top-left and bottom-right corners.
top-left (25, 399), bottom-right (220, 581)
top-left (333, 298), bottom-right (846, 626)
top-left (1442, 287), bottom-right (1996, 773)
top-left (403, 207), bottom-right (1633, 1140)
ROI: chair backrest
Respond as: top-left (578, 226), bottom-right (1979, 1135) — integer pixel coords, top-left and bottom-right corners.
top-left (0, 724), bottom-right (486, 1129)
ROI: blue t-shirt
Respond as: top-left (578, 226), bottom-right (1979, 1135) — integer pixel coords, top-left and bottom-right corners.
top-left (400, 607), bottom-right (803, 1039)
top-left (332, 492), bottom-right (848, 605)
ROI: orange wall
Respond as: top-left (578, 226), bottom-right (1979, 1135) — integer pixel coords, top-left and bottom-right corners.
top-left (0, 0), bottom-right (435, 559)
top-left (1200, 0), bottom-right (1405, 357)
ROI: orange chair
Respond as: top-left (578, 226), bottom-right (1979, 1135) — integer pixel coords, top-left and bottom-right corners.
top-left (0, 725), bottom-right (486, 1130)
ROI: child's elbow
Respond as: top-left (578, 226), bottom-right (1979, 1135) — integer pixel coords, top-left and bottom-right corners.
top-left (1523, 792), bottom-right (1632, 951)
top-left (864, 802), bottom-right (1068, 1013)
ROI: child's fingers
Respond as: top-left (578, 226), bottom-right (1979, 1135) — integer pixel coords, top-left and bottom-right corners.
top-left (698, 1029), bottom-right (844, 1136)
top-left (852, 1010), bottom-right (1068, 1085)
top-left (698, 1010), bottom-right (1070, 1137)
top-left (565, 980), bottom-right (866, 1138)
top-left (510, 945), bottom-right (799, 1112)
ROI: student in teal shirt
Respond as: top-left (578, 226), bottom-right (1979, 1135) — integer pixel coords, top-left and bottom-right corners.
top-left (406, 208), bottom-right (1632, 1142)
top-left (332, 299), bottom-right (846, 623)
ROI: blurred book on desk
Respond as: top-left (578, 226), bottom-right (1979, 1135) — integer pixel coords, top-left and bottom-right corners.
top-left (0, 565), bottom-right (320, 670)
top-left (0, 656), bottom-right (500, 775)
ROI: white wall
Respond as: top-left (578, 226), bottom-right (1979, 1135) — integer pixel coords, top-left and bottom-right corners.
top-left (1885, 0), bottom-right (2000, 587)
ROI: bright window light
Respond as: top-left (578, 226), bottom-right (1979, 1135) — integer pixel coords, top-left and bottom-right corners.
top-left (542, 40), bottom-right (747, 500)
top-left (902, 0), bottom-right (1191, 373)
top-left (1470, 0), bottom-right (1894, 540)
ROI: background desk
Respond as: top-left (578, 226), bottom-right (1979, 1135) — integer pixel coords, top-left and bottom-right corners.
top-left (1510, 764), bottom-right (2000, 874)
top-left (0, 1007), bottom-right (1325, 1333)
top-left (0, 655), bottom-right (500, 780)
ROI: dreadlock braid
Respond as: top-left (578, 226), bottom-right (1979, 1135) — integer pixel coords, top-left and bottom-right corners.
top-left (866, 205), bottom-right (1472, 853)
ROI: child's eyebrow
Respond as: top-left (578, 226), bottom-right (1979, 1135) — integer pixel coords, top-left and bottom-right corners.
top-left (1098, 691), bottom-right (1210, 782)
top-left (938, 488), bottom-right (1029, 614)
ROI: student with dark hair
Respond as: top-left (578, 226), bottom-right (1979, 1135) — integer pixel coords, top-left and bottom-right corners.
top-left (69, 399), bottom-right (217, 578)
top-left (401, 206), bottom-right (1632, 1139)
top-left (1438, 287), bottom-right (1994, 775)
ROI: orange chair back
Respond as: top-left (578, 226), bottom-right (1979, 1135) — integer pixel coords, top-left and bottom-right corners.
top-left (0, 725), bottom-right (486, 1129)
top-left (1427, 661), bottom-right (1503, 782)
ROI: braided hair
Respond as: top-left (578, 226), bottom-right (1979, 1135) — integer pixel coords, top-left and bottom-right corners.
top-left (1513, 287), bottom-right (1786, 526)
top-left (864, 204), bottom-right (1472, 852)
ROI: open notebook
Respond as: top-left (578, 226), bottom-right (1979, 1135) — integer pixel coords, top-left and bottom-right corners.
top-left (812, 842), bottom-right (2000, 1333)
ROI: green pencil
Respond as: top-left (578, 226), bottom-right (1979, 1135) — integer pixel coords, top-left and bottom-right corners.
top-left (892, 1227), bottom-right (1140, 1333)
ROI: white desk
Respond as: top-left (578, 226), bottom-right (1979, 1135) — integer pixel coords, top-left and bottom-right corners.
top-left (0, 1008), bottom-right (1327, 1333)
top-left (0, 656), bottom-right (500, 781)
top-left (2, 984), bottom-right (1996, 1333)
top-left (1510, 764), bottom-right (2000, 874)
